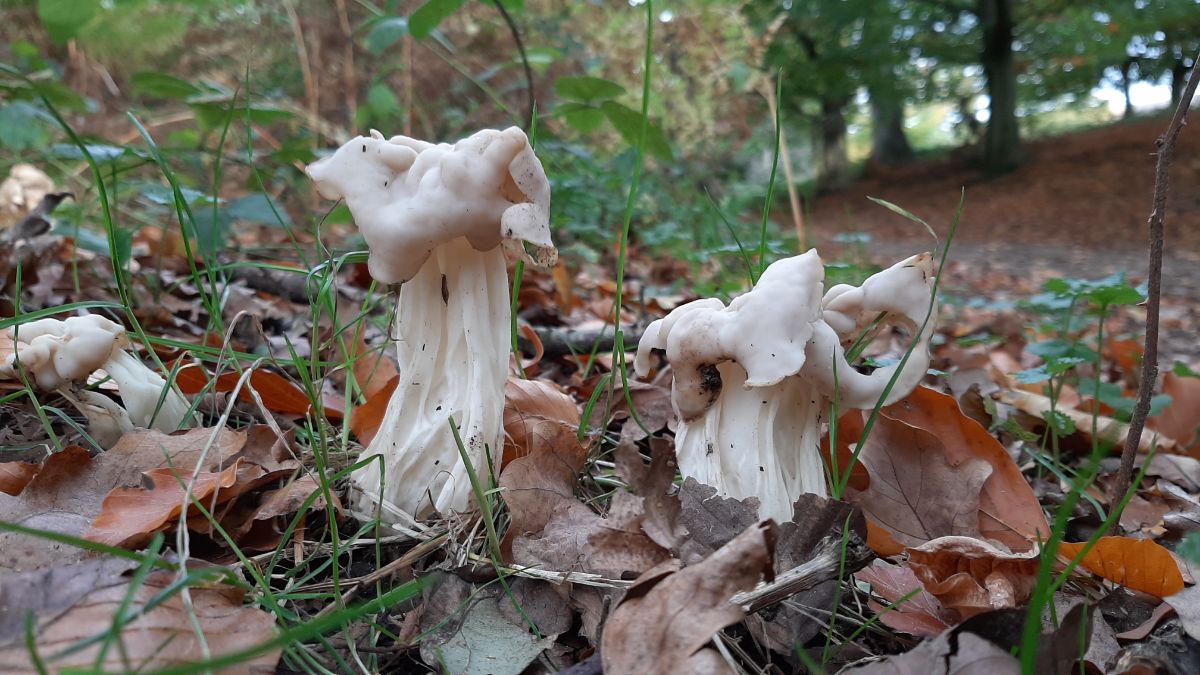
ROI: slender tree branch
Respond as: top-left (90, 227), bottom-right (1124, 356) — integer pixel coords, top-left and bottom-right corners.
top-left (1110, 50), bottom-right (1200, 532)
top-left (490, 0), bottom-right (536, 129)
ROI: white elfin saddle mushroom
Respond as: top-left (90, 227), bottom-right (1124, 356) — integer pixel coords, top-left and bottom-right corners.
top-left (0, 314), bottom-right (196, 447)
top-left (634, 250), bottom-right (937, 522)
top-left (306, 127), bottom-right (556, 520)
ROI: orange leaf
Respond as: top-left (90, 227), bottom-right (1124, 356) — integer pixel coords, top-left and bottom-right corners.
top-left (349, 332), bottom-right (398, 400)
top-left (1152, 372), bottom-right (1200, 449)
top-left (174, 361), bottom-right (343, 421)
top-left (883, 386), bottom-right (1050, 552)
top-left (86, 461), bottom-right (248, 548)
top-left (0, 461), bottom-right (39, 496)
top-left (350, 375), bottom-right (398, 446)
top-left (1057, 537), bottom-right (1184, 598)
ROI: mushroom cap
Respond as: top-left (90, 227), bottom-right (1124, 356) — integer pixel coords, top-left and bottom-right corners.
top-left (636, 250), bottom-right (826, 421)
top-left (306, 126), bottom-right (556, 284)
top-left (1, 315), bottom-right (126, 390)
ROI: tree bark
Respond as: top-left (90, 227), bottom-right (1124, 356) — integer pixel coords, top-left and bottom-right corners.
top-left (869, 87), bottom-right (915, 167)
top-left (1172, 56), bottom-right (1189, 108)
top-left (817, 97), bottom-right (851, 190)
top-left (1120, 59), bottom-right (1135, 119)
top-left (979, 0), bottom-right (1022, 173)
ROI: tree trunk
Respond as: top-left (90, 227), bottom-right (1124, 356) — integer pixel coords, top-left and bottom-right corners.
top-left (869, 88), bottom-right (915, 167)
top-left (817, 97), bottom-right (851, 190)
top-left (1120, 59), bottom-right (1134, 119)
top-left (1172, 56), bottom-right (1189, 108)
top-left (978, 0), bottom-right (1022, 173)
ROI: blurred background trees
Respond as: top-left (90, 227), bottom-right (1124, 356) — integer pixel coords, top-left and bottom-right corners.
top-left (0, 0), bottom-right (1196, 266)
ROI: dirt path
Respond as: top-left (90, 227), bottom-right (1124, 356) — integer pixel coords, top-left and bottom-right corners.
top-left (808, 116), bottom-right (1200, 364)
top-left (810, 116), bottom-right (1200, 299)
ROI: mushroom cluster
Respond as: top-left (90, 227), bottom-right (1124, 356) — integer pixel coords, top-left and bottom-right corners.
top-left (1, 314), bottom-right (196, 447)
top-left (634, 250), bottom-right (937, 522)
top-left (306, 127), bottom-right (555, 520)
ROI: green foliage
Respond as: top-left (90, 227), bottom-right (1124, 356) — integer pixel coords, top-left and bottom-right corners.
top-left (409, 0), bottom-right (468, 40)
top-left (36, 0), bottom-right (99, 44)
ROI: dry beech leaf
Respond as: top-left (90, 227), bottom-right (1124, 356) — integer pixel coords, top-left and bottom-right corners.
top-left (0, 567), bottom-right (279, 673)
top-left (350, 331), bottom-right (399, 400)
top-left (1057, 536), bottom-right (1185, 598)
top-left (855, 562), bottom-right (954, 636)
top-left (498, 379), bottom-right (588, 558)
top-left (86, 427), bottom-right (306, 550)
top-left (0, 427), bottom-right (300, 572)
top-left (1000, 388), bottom-right (1173, 454)
top-left (0, 460), bottom-right (39, 496)
top-left (502, 376), bottom-right (581, 466)
top-left (350, 374), bottom-right (398, 445)
top-left (883, 386), bottom-right (1049, 551)
top-left (174, 361), bottom-right (344, 421)
top-left (517, 323), bottom-right (544, 374)
top-left (1165, 582), bottom-right (1200, 643)
top-left (85, 461), bottom-right (247, 548)
top-left (847, 414), bottom-right (993, 554)
top-left (505, 442), bottom-right (672, 579)
top-left (0, 428), bottom-right (246, 573)
top-left (905, 536), bottom-right (1040, 619)
top-left (1151, 371), bottom-right (1200, 449)
top-left (600, 522), bottom-right (776, 675)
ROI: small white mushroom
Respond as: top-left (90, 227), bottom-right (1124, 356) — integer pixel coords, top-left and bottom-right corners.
top-left (306, 127), bottom-right (556, 520)
top-left (636, 251), bottom-right (937, 522)
top-left (0, 314), bottom-right (196, 446)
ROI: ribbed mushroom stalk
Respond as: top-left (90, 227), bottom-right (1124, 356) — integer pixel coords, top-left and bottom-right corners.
top-left (635, 251), bottom-right (937, 522)
top-left (0, 314), bottom-right (196, 447)
top-left (306, 127), bottom-right (555, 520)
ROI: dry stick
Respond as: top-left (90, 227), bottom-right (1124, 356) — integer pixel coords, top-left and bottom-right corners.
top-left (1110, 51), bottom-right (1200, 534)
top-left (333, 0), bottom-right (358, 127)
top-left (761, 78), bottom-right (806, 248)
top-left (283, 0), bottom-right (318, 144)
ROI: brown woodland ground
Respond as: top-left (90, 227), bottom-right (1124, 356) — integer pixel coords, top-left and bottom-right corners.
top-left (811, 115), bottom-right (1200, 300)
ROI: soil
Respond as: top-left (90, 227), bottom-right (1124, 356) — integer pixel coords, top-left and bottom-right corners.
top-left (809, 115), bottom-right (1200, 298)
top-left (806, 115), bottom-right (1200, 365)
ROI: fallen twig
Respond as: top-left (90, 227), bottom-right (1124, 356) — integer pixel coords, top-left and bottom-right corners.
top-left (519, 324), bottom-right (649, 358)
top-left (1111, 51), bottom-right (1200, 533)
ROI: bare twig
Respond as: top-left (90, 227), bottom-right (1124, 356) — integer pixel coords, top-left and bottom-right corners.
top-left (1111, 51), bottom-right (1200, 532)
top-left (518, 323), bottom-right (649, 358)
top-left (283, 0), bottom-right (318, 144)
top-left (333, 0), bottom-right (358, 127)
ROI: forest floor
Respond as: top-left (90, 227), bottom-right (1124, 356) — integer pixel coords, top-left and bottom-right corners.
top-left (810, 114), bottom-right (1200, 363)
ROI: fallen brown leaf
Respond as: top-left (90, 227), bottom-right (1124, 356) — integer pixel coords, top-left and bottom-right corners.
top-left (0, 460), bottom-right (39, 496)
top-left (85, 460), bottom-right (247, 548)
top-left (905, 536), bottom-right (1039, 619)
top-left (1152, 371), bottom-right (1200, 450)
top-left (0, 564), bottom-right (279, 673)
top-left (502, 376), bottom-right (581, 467)
top-left (0, 427), bottom-right (275, 572)
top-left (883, 386), bottom-right (1049, 551)
top-left (349, 374), bottom-right (397, 445)
top-left (1057, 536), bottom-right (1185, 598)
top-left (600, 522), bottom-right (775, 675)
top-left (847, 415), bottom-right (993, 554)
top-left (175, 361), bottom-right (344, 421)
top-left (855, 562), bottom-right (955, 636)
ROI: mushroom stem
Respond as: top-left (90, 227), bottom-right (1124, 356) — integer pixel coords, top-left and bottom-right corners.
top-left (352, 237), bottom-right (509, 518)
top-left (675, 362), bottom-right (827, 523)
